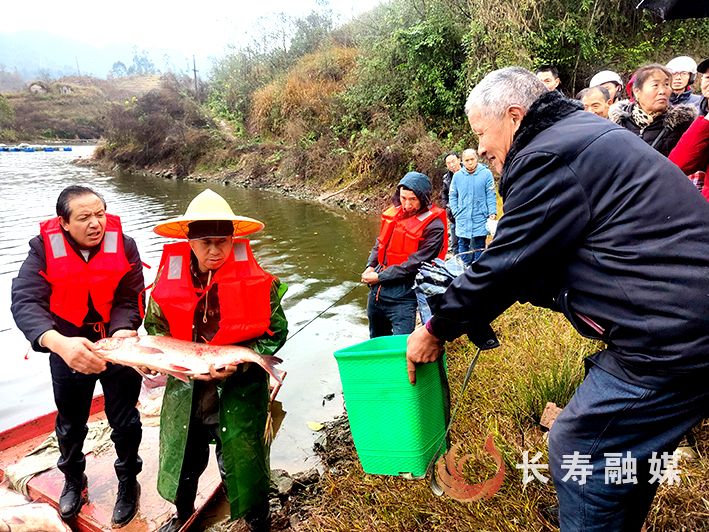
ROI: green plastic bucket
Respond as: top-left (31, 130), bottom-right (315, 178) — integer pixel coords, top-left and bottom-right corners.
top-left (334, 334), bottom-right (447, 476)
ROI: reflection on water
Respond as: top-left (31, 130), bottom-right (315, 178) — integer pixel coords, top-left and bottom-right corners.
top-left (0, 147), bottom-right (379, 471)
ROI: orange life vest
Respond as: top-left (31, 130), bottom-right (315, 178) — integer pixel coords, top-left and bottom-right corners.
top-left (40, 214), bottom-right (131, 328)
top-left (150, 240), bottom-right (273, 345)
top-left (377, 205), bottom-right (447, 267)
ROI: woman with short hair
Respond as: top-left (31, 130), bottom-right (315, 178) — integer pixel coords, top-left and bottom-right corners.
top-left (609, 63), bottom-right (698, 157)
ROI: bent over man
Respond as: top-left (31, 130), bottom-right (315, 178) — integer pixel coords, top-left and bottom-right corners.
top-left (407, 67), bottom-right (709, 531)
top-left (362, 172), bottom-right (446, 338)
top-left (11, 185), bottom-right (144, 527)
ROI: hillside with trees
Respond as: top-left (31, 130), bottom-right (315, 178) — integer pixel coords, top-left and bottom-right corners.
top-left (5, 0), bottom-right (709, 197)
top-left (90, 0), bottom-right (709, 199)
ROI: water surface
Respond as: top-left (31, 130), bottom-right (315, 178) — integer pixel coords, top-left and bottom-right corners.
top-left (0, 146), bottom-right (379, 471)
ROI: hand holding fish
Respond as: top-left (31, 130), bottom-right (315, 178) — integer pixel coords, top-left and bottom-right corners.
top-left (42, 330), bottom-right (106, 374)
top-left (191, 363), bottom-right (239, 381)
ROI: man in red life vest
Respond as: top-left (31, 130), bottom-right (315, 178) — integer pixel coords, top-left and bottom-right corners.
top-left (361, 172), bottom-right (447, 338)
top-left (11, 186), bottom-right (145, 527)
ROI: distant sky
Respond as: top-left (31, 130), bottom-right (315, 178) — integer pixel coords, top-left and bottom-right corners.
top-left (0, 0), bottom-right (382, 59)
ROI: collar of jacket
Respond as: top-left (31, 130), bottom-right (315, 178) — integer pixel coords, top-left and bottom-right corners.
top-left (500, 91), bottom-right (583, 200)
top-left (608, 100), bottom-right (698, 131)
top-left (58, 225), bottom-right (102, 262)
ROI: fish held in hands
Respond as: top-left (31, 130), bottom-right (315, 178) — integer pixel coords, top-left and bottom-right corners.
top-left (94, 335), bottom-right (284, 384)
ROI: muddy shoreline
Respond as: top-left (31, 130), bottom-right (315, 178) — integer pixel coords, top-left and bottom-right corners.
top-left (76, 155), bottom-right (392, 216)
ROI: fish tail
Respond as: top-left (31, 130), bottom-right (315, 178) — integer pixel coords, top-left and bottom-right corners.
top-left (261, 355), bottom-right (283, 366)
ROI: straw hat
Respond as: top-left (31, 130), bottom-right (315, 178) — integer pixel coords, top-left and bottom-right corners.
top-left (153, 189), bottom-right (264, 239)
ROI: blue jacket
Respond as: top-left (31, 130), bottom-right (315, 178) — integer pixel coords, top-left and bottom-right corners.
top-left (449, 163), bottom-right (497, 238)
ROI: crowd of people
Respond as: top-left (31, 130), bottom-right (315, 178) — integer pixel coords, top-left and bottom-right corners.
top-left (7, 54), bottom-right (709, 532)
top-left (571, 57), bottom-right (709, 197)
top-left (407, 64), bottom-right (709, 532)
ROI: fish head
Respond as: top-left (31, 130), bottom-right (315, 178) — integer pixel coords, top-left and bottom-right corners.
top-left (95, 336), bottom-right (138, 351)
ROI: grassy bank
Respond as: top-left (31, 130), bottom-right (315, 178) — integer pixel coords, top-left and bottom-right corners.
top-left (0, 75), bottom-right (160, 142)
top-left (303, 303), bottom-right (709, 531)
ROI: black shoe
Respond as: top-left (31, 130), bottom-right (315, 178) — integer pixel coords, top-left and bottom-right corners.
top-left (59, 473), bottom-right (88, 519)
top-left (111, 479), bottom-right (140, 528)
top-left (157, 515), bottom-right (185, 532)
top-left (245, 501), bottom-right (271, 532)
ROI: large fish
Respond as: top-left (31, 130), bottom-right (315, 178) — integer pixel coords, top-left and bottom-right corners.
top-left (94, 335), bottom-right (285, 386)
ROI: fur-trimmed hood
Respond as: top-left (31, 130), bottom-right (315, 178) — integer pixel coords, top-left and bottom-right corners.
top-left (500, 91), bottom-right (583, 200)
top-left (608, 100), bottom-right (698, 130)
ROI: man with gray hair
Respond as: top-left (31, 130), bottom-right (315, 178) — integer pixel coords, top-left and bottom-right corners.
top-left (407, 66), bottom-right (709, 530)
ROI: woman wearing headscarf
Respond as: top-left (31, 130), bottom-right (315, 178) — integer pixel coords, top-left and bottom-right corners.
top-left (609, 63), bottom-right (698, 157)
top-left (146, 189), bottom-right (288, 532)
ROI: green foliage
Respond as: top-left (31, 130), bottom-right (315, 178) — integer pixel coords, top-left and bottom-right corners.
top-left (512, 352), bottom-right (585, 427)
top-left (112, 61), bottom-right (128, 78)
top-left (0, 94), bottom-right (14, 129)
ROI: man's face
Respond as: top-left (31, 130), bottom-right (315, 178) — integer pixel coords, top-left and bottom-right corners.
top-left (445, 154), bottom-right (461, 173)
top-left (701, 72), bottom-right (709, 98)
top-left (59, 194), bottom-right (106, 249)
top-left (536, 71), bottom-right (560, 91)
top-left (670, 71), bottom-right (692, 93)
top-left (581, 88), bottom-right (612, 119)
top-left (399, 188), bottom-right (422, 216)
top-left (462, 151), bottom-right (478, 172)
top-left (189, 236), bottom-right (233, 273)
top-left (600, 81), bottom-right (619, 101)
top-left (468, 105), bottom-right (522, 174)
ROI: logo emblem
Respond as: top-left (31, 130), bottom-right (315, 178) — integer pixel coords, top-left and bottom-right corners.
top-left (436, 435), bottom-right (505, 500)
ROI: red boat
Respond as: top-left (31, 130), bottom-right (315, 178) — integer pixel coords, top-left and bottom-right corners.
top-left (0, 395), bottom-right (223, 532)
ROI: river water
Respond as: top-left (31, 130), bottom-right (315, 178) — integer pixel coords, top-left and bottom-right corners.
top-left (0, 146), bottom-right (380, 472)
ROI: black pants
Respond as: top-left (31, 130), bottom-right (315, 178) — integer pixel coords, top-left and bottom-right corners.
top-left (50, 354), bottom-right (143, 482)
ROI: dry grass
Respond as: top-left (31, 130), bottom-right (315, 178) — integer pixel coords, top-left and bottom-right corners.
top-left (303, 303), bottom-right (709, 531)
top-left (250, 47), bottom-right (358, 138)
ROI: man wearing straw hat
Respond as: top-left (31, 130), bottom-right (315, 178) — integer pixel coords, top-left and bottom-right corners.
top-left (146, 189), bottom-right (288, 532)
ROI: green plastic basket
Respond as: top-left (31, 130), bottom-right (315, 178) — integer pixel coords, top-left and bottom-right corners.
top-left (334, 334), bottom-right (448, 476)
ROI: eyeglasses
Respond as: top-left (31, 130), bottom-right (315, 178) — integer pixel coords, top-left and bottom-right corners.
top-left (672, 71), bottom-right (691, 77)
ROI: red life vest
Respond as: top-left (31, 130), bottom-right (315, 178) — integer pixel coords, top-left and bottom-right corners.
top-left (150, 239), bottom-right (273, 345)
top-left (40, 214), bottom-right (131, 328)
top-left (377, 205), bottom-right (447, 267)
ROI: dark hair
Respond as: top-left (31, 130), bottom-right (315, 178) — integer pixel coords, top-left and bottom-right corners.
top-left (575, 88), bottom-right (590, 101)
top-left (444, 151), bottom-right (460, 161)
top-left (56, 185), bottom-right (106, 220)
top-left (633, 64), bottom-right (672, 93)
top-left (577, 85), bottom-right (611, 101)
top-left (536, 65), bottom-right (559, 79)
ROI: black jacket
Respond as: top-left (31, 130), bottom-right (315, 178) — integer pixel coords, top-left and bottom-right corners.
top-left (11, 227), bottom-right (145, 351)
top-left (429, 91), bottom-right (709, 389)
top-left (609, 100), bottom-right (697, 157)
top-left (441, 170), bottom-right (453, 210)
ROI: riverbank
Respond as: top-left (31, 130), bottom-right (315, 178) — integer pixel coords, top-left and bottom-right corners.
top-left (77, 151), bottom-right (396, 215)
